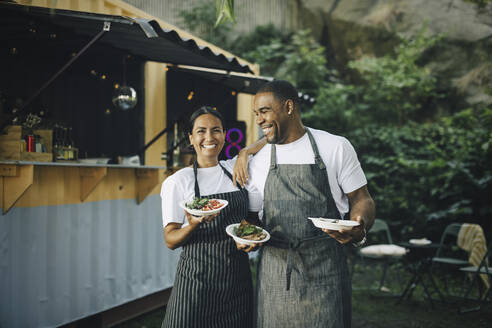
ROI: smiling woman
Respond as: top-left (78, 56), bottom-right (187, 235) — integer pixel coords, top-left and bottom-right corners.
top-left (159, 106), bottom-right (266, 328)
top-left (188, 107), bottom-right (226, 167)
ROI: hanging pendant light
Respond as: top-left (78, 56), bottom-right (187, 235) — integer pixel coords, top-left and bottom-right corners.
top-left (112, 56), bottom-right (137, 111)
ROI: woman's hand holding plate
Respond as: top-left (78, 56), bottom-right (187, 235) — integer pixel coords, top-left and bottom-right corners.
top-left (185, 211), bottom-right (219, 226)
top-left (226, 221), bottom-right (270, 252)
top-left (235, 240), bottom-right (263, 253)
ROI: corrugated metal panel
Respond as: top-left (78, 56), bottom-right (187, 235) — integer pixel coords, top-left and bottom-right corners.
top-left (0, 195), bottom-right (180, 328)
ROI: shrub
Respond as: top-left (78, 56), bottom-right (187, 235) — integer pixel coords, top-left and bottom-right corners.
top-left (350, 107), bottom-right (492, 241)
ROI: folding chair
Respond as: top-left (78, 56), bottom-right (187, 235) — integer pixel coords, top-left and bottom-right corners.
top-left (431, 223), bottom-right (469, 297)
top-left (353, 219), bottom-right (405, 292)
top-left (459, 241), bottom-right (491, 312)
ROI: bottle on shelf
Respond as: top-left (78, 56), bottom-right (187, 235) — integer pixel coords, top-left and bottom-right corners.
top-left (62, 127), bottom-right (69, 160)
top-left (67, 127), bottom-right (74, 160)
top-left (173, 121), bottom-right (180, 167)
top-left (54, 125), bottom-right (64, 160)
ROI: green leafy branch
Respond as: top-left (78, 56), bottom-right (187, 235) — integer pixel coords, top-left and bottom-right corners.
top-left (215, 0), bottom-right (236, 27)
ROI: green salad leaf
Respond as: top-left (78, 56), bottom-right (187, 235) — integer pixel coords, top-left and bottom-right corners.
top-left (186, 197), bottom-right (210, 210)
top-left (234, 220), bottom-right (263, 237)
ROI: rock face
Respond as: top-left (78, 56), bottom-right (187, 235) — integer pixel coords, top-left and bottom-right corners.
top-left (298, 0), bottom-right (492, 105)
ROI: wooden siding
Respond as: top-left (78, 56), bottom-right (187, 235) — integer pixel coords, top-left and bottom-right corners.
top-left (3, 165), bottom-right (170, 208)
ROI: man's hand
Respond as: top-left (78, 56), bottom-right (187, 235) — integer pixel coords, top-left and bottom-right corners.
top-left (233, 149), bottom-right (249, 187)
top-left (232, 136), bottom-right (267, 187)
top-left (322, 216), bottom-right (365, 244)
top-left (235, 240), bottom-right (263, 253)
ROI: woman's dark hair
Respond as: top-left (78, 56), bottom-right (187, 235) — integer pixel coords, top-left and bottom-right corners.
top-left (188, 106), bottom-right (225, 134)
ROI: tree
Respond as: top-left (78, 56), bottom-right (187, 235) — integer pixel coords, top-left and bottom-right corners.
top-left (303, 28), bottom-right (444, 133)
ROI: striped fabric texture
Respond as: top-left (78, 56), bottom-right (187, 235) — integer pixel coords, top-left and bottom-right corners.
top-left (457, 223), bottom-right (489, 290)
top-left (257, 129), bottom-right (351, 328)
top-left (162, 167), bottom-right (253, 328)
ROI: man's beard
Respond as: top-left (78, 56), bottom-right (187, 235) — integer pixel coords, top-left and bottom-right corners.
top-left (265, 126), bottom-right (279, 144)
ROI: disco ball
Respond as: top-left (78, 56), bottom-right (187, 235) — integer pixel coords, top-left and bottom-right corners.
top-left (112, 85), bottom-right (137, 111)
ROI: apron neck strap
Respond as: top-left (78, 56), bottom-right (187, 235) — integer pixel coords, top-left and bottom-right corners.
top-left (193, 161), bottom-right (200, 198)
top-left (269, 128), bottom-right (325, 170)
top-left (270, 143), bottom-right (277, 170)
top-left (306, 129), bottom-right (326, 170)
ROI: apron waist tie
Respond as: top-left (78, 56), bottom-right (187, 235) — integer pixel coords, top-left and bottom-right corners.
top-left (271, 235), bottom-right (330, 291)
top-left (286, 240), bottom-right (302, 291)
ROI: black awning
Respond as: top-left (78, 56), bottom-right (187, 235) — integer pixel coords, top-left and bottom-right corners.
top-left (168, 66), bottom-right (316, 108)
top-left (168, 66), bottom-right (274, 94)
top-left (0, 3), bottom-right (254, 74)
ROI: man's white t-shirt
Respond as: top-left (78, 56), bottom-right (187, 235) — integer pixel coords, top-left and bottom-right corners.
top-left (160, 160), bottom-right (262, 228)
top-left (247, 127), bottom-right (367, 219)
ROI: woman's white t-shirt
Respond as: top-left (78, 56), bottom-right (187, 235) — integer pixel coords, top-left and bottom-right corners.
top-left (247, 127), bottom-right (367, 219)
top-left (161, 160), bottom-right (262, 228)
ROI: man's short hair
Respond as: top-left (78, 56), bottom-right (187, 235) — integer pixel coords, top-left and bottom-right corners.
top-left (257, 80), bottom-right (300, 109)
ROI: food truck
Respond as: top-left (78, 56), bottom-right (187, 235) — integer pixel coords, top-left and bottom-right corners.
top-left (0, 1), bottom-right (270, 327)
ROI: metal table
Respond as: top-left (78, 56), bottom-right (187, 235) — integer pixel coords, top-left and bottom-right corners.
top-left (396, 242), bottom-right (444, 308)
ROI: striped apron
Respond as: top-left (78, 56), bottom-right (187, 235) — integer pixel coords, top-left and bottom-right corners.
top-left (256, 129), bottom-right (351, 328)
top-left (162, 162), bottom-right (253, 328)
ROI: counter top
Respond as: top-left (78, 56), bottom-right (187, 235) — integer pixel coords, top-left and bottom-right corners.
top-left (0, 160), bottom-right (167, 170)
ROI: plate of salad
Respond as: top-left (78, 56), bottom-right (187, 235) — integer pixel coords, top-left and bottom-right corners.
top-left (226, 220), bottom-right (270, 245)
top-left (179, 197), bottom-right (228, 216)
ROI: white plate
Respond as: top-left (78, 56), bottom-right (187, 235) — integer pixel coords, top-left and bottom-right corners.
top-left (308, 217), bottom-right (360, 231)
top-left (360, 244), bottom-right (408, 257)
top-left (409, 238), bottom-right (431, 245)
top-left (78, 158), bottom-right (110, 164)
top-left (179, 199), bottom-right (228, 216)
top-left (226, 223), bottom-right (270, 245)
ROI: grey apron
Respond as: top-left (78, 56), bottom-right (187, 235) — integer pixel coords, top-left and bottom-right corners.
top-left (162, 162), bottom-right (253, 328)
top-left (256, 129), bottom-right (351, 328)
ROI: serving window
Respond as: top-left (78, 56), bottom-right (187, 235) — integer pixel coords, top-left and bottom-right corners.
top-left (1, 33), bottom-right (145, 162)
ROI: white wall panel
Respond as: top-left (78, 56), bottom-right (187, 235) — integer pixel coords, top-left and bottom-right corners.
top-left (0, 195), bottom-right (180, 328)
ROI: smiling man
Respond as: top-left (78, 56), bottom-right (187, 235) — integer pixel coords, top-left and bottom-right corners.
top-left (244, 80), bottom-right (376, 328)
